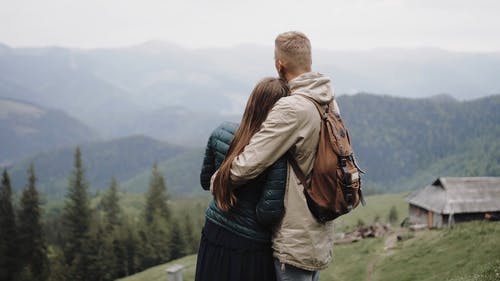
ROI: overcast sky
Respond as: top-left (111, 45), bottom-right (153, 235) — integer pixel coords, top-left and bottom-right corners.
top-left (1, 0), bottom-right (499, 51)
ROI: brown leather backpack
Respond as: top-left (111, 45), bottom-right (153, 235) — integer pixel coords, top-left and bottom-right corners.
top-left (288, 94), bottom-right (366, 223)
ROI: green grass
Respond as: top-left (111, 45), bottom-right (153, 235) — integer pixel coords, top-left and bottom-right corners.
top-left (373, 221), bottom-right (500, 281)
top-left (118, 193), bottom-right (405, 281)
top-left (119, 221), bottom-right (500, 281)
top-left (117, 191), bottom-right (500, 281)
top-left (333, 192), bottom-right (409, 232)
top-left (116, 239), bottom-right (385, 281)
top-left (321, 238), bottom-right (384, 281)
top-left (116, 255), bottom-right (198, 281)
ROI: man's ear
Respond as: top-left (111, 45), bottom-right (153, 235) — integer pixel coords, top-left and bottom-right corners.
top-left (276, 59), bottom-right (287, 80)
top-left (276, 59), bottom-right (284, 72)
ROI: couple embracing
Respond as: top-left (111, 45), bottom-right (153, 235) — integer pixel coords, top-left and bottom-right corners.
top-left (196, 31), bottom-right (340, 281)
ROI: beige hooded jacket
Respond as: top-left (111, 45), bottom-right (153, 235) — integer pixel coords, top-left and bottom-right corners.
top-left (230, 72), bottom-right (337, 271)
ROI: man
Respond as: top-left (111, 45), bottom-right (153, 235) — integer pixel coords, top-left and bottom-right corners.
top-left (230, 31), bottom-right (338, 281)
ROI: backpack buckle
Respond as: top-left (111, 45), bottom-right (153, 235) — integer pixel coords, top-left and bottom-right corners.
top-left (346, 193), bottom-right (353, 211)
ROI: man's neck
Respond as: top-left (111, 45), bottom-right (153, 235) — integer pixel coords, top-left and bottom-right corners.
top-left (285, 73), bottom-right (299, 82)
top-left (285, 70), bottom-right (310, 82)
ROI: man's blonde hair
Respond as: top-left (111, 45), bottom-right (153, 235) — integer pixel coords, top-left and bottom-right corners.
top-left (275, 31), bottom-right (312, 73)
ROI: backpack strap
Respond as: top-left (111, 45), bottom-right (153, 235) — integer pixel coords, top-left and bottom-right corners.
top-left (288, 93), bottom-right (331, 189)
top-left (296, 94), bottom-right (348, 156)
top-left (286, 152), bottom-right (311, 190)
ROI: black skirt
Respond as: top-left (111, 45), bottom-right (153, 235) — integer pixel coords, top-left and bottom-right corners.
top-left (195, 219), bottom-right (276, 281)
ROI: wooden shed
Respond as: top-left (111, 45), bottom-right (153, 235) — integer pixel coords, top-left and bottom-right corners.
top-left (407, 177), bottom-right (500, 228)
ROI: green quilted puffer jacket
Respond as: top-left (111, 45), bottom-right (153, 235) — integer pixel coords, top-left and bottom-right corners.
top-left (200, 121), bottom-right (287, 242)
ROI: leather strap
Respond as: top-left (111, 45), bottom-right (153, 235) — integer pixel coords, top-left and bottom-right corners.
top-left (287, 94), bottom-right (327, 191)
top-left (286, 152), bottom-right (310, 190)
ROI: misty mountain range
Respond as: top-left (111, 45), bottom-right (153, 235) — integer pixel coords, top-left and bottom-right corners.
top-left (1, 41), bottom-right (499, 144)
top-left (0, 97), bottom-right (98, 165)
top-left (0, 41), bottom-right (499, 198)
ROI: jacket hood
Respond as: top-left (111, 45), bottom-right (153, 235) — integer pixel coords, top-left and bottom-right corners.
top-left (288, 72), bottom-right (334, 105)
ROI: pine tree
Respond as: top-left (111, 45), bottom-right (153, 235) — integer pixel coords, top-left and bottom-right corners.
top-left (123, 225), bottom-right (139, 276)
top-left (61, 147), bottom-right (91, 279)
top-left (169, 218), bottom-right (186, 260)
top-left (138, 164), bottom-right (172, 269)
top-left (144, 163), bottom-right (170, 224)
top-left (136, 219), bottom-right (170, 270)
top-left (100, 177), bottom-right (122, 232)
top-left (17, 164), bottom-right (50, 281)
top-left (0, 169), bottom-right (20, 281)
top-left (111, 237), bottom-right (127, 278)
top-left (183, 214), bottom-right (198, 254)
top-left (46, 248), bottom-right (68, 281)
top-left (80, 227), bottom-right (113, 281)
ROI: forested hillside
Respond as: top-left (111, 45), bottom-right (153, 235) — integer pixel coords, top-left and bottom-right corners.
top-left (6, 94), bottom-right (499, 197)
top-left (339, 94), bottom-right (500, 191)
top-left (1, 148), bottom-right (206, 281)
top-left (7, 136), bottom-right (194, 198)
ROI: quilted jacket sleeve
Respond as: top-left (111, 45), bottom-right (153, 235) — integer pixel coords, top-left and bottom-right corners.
top-left (200, 122), bottom-right (238, 190)
top-left (200, 134), bottom-right (215, 190)
top-left (256, 155), bottom-right (288, 226)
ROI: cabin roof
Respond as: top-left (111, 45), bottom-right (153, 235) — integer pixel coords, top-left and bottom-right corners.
top-left (407, 177), bottom-right (500, 214)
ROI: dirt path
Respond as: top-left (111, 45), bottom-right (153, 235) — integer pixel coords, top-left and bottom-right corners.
top-left (365, 231), bottom-right (400, 281)
top-left (365, 255), bottom-right (381, 281)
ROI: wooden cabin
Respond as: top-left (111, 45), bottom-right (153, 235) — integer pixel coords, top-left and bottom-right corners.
top-left (407, 177), bottom-right (500, 228)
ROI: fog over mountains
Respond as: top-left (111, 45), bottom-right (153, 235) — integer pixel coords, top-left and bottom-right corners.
top-left (1, 41), bottom-right (499, 197)
top-left (1, 41), bottom-right (499, 144)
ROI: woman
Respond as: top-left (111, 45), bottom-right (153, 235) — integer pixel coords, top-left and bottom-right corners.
top-left (196, 77), bottom-right (289, 281)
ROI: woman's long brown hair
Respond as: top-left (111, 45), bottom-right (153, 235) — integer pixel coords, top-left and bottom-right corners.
top-left (213, 77), bottom-right (289, 212)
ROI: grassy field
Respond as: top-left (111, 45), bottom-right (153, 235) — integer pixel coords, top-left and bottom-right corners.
top-left (117, 193), bottom-right (407, 281)
top-left (116, 255), bottom-right (198, 281)
top-left (118, 220), bottom-right (500, 281)
top-left (116, 239), bottom-right (384, 281)
top-left (117, 192), bottom-right (500, 281)
top-left (373, 221), bottom-right (500, 281)
top-left (322, 237), bottom-right (384, 281)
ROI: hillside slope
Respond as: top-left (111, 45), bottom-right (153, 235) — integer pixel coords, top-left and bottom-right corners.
top-left (7, 135), bottom-right (194, 198)
top-left (117, 192), bottom-right (500, 281)
top-left (6, 94), bottom-right (499, 197)
top-left (0, 97), bottom-right (98, 165)
top-left (121, 147), bottom-right (205, 195)
top-left (339, 94), bottom-right (500, 190)
top-left (372, 221), bottom-right (500, 281)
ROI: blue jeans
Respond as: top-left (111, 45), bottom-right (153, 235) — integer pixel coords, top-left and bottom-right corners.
top-left (274, 259), bottom-right (320, 281)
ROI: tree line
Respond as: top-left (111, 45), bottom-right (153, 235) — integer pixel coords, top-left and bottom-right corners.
top-left (0, 147), bottom-right (201, 281)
